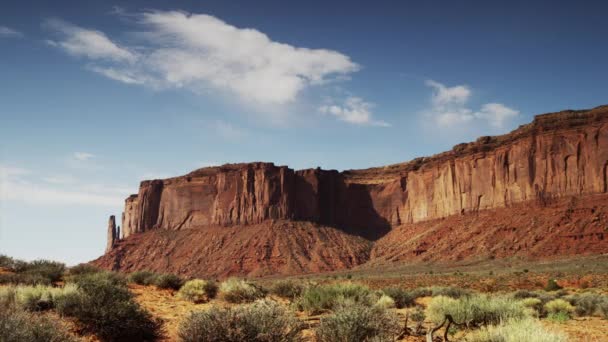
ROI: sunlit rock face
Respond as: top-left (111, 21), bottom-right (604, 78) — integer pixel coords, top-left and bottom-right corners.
top-left (121, 106), bottom-right (608, 236)
top-left (95, 105), bottom-right (608, 277)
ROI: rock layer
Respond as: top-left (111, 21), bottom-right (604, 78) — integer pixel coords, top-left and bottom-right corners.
top-left (95, 105), bottom-right (608, 276)
top-left (120, 106), bottom-right (608, 236)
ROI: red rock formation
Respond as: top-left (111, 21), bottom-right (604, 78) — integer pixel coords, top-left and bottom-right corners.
top-left (94, 105), bottom-right (608, 276)
top-left (105, 215), bottom-right (117, 253)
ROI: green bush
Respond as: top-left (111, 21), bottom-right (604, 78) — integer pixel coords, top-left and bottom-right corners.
top-left (0, 273), bottom-right (51, 286)
top-left (58, 272), bottom-right (163, 341)
top-left (296, 282), bottom-right (375, 314)
top-left (271, 280), bottom-right (304, 299)
top-left (544, 279), bottom-right (563, 292)
top-left (128, 270), bottom-right (158, 285)
top-left (153, 273), bottom-right (183, 290)
top-left (409, 287), bottom-right (433, 299)
top-left (178, 299), bottom-right (302, 342)
top-left (426, 294), bottom-right (528, 327)
top-left (0, 304), bottom-right (81, 342)
top-left (521, 298), bottom-right (543, 317)
top-left (178, 279), bottom-right (218, 303)
top-left (566, 292), bottom-right (608, 317)
top-left (374, 294), bottom-right (395, 309)
top-left (382, 287), bottom-right (415, 308)
top-left (544, 299), bottom-right (574, 321)
top-left (411, 306), bottom-right (426, 323)
top-left (315, 304), bottom-right (400, 342)
top-left (430, 286), bottom-right (471, 299)
top-left (20, 260), bottom-right (66, 283)
top-left (464, 319), bottom-right (567, 342)
top-left (0, 284), bottom-right (80, 312)
top-left (0, 255), bottom-right (23, 271)
top-left (219, 278), bottom-right (265, 303)
top-left (547, 311), bottom-right (570, 323)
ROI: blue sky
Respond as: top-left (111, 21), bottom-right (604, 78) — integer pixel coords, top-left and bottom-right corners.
top-left (1, 0), bottom-right (607, 265)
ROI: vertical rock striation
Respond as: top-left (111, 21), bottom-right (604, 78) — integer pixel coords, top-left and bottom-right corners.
top-left (97, 105), bottom-right (608, 276)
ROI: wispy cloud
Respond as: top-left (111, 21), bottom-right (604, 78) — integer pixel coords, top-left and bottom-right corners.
top-left (0, 26), bottom-right (23, 38)
top-left (425, 80), bottom-right (519, 128)
top-left (73, 152), bottom-right (94, 161)
top-left (0, 165), bottom-right (124, 207)
top-left (45, 11), bottom-right (359, 107)
top-left (45, 19), bottom-right (136, 62)
top-left (320, 96), bottom-right (390, 127)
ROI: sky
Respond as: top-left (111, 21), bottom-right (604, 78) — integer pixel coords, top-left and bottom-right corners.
top-left (1, 0), bottom-right (607, 265)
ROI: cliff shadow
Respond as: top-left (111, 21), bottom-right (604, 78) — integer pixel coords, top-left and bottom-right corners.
top-left (295, 171), bottom-right (392, 241)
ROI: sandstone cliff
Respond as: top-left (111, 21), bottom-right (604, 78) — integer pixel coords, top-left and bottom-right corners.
top-left (94, 105), bottom-right (608, 277)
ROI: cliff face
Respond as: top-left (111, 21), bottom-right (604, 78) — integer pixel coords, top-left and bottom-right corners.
top-left (97, 105), bottom-right (608, 277)
top-left (120, 106), bottom-right (608, 237)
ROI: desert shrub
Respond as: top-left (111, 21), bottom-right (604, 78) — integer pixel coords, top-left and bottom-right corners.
top-left (411, 306), bottom-right (426, 323)
top-left (296, 282), bottom-right (375, 314)
top-left (0, 273), bottom-right (51, 285)
top-left (178, 279), bottom-right (218, 303)
top-left (566, 292), bottom-right (608, 317)
top-left (128, 270), bottom-right (158, 285)
top-left (545, 299), bottom-right (574, 321)
top-left (153, 273), bottom-right (183, 290)
top-left (409, 287), bottom-right (433, 298)
top-left (521, 298), bottom-right (543, 317)
top-left (544, 279), bottom-right (563, 291)
top-left (20, 260), bottom-right (66, 283)
top-left (271, 280), bottom-right (304, 299)
top-left (2, 284), bottom-right (80, 311)
top-left (66, 270), bottom-right (126, 287)
top-left (430, 286), bottom-right (471, 299)
top-left (219, 278), bottom-right (265, 303)
top-left (57, 272), bottom-right (163, 341)
top-left (0, 255), bottom-right (21, 271)
top-left (68, 263), bottom-right (101, 276)
top-left (547, 311), bottom-right (570, 323)
top-left (427, 294), bottom-right (528, 327)
top-left (315, 304), bottom-right (400, 342)
top-left (374, 294), bottom-right (395, 309)
top-left (512, 289), bottom-right (538, 299)
top-left (464, 319), bottom-right (567, 342)
top-left (179, 299), bottom-right (302, 342)
top-left (0, 304), bottom-right (81, 342)
top-left (382, 287), bottom-right (415, 308)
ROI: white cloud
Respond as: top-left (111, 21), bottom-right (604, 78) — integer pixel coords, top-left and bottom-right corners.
top-left (46, 11), bottom-right (359, 106)
top-left (0, 26), bottom-right (23, 38)
top-left (474, 103), bottom-right (519, 127)
top-left (73, 152), bottom-right (94, 161)
top-left (0, 165), bottom-right (123, 207)
top-left (425, 80), bottom-right (519, 128)
top-left (320, 96), bottom-right (390, 127)
top-left (45, 19), bottom-right (137, 62)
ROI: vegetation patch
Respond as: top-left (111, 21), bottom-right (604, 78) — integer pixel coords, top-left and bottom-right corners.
top-left (60, 272), bottom-right (163, 341)
top-left (270, 280), bottom-right (304, 299)
top-left (219, 278), bottom-right (265, 303)
top-left (464, 319), bottom-right (567, 342)
top-left (315, 304), bottom-right (400, 342)
top-left (0, 304), bottom-right (81, 342)
top-left (426, 294), bottom-right (528, 327)
top-left (179, 299), bottom-right (302, 342)
top-left (178, 279), bottom-right (218, 303)
top-left (296, 282), bottom-right (376, 314)
top-left (381, 287), bottom-right (416, 308)
top-left (153, 273), bottom-right (183, 290)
